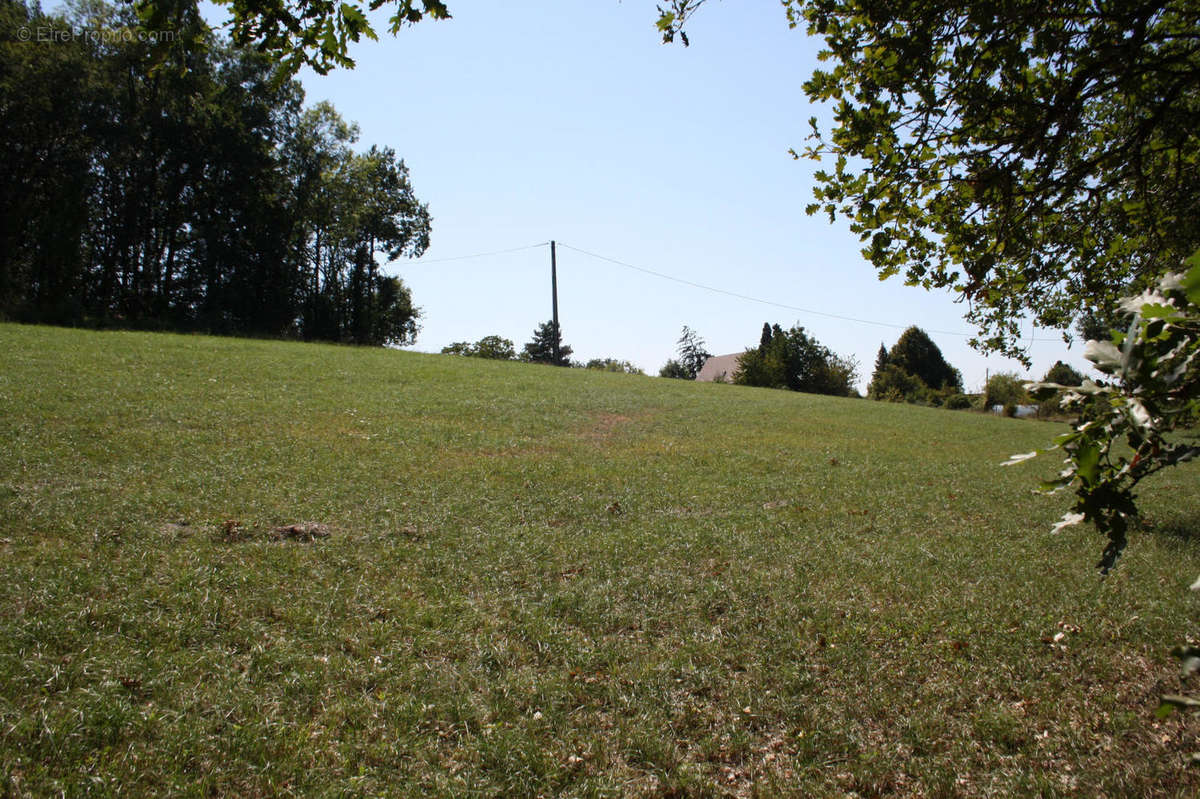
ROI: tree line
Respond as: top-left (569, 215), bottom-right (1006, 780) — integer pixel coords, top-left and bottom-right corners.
top-left (657, 323), bottom-right (858, 395)
top-left (0, 0), bottom-right (431, 345)
top-left (483, 317), bottom-right (1085, 417)
top-left (441, 322), bottom-right (644, 374)
top-left (693, 319), bottom-right (1089, 416)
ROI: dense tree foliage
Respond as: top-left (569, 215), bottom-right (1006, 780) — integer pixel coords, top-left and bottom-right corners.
top-left (0, 0), bottom-right (429, 345)
top-left (801, 0), bottom-right (1200, 360)
top-left (441, 335), bottom-right (517, 360)
top-left (735, 323), bottom-right (858, 396)
top-left (983, 372), bottom-right (1029, 413)
top-left (520, 321), bottom-right (572, 366)
top-left (134, 0), bottom-right (451, 75)
top-left (868, 364), bottom-right (929, 404)
top-left (867, 326), bottom-right (961, 403)
top-left (888, 327), bottom-right (962, 392)
top-left (658, 0), bottom-right (1200, 362)
top-left (872, 343), bottom-right (889, 375)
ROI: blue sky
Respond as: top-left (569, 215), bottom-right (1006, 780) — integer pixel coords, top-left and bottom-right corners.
top-left (280, 0), bottom-right (1087, 390)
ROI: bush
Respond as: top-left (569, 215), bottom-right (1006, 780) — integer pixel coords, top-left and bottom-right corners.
top-left (1036, 392), bottom-right (1066, 419)
top-left (984, 372), bottom-right (1028, 410)
top-left (441, 335), bottom-right (516, 360)
top-left (659, 359), bottom-right (691, 379)
top-left (869, 364), bottom-right (931, 403)
top-left (586, 358), bottom-right (644, 375)
top-left (944, 393), bottom-right (972, 410)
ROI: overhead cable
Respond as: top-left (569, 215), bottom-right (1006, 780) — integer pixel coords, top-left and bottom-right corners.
top-left (557, 242), bottom-right (983, 339)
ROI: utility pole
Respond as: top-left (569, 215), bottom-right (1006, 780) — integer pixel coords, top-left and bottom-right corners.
top-left (550, 240), bottom-right (560, 363)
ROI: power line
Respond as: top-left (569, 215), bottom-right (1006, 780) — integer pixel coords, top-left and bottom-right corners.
top-left (399, 237), bottom-right (1065, 345)
top-left (403, 242), bottom-right (549, 266)
top-left (557, 241), bottom-right (985, 339)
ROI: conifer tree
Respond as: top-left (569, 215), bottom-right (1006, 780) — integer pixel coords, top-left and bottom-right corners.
top-left (676, 325), bottom-right (712, 379)
top-left (521, 320), bottom-right (572, 366)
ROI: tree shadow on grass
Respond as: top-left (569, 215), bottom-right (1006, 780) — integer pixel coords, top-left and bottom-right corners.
top-left (1144, 514), bottom-right (1200, 547)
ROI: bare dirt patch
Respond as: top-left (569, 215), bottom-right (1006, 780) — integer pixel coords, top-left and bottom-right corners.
top-left (271, 522), bottom-right (332, 542)
top-left (575, 411), bottom-right (651, 444)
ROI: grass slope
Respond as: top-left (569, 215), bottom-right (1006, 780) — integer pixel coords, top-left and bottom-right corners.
top-left (1, 323), bottom-right (1199, 797)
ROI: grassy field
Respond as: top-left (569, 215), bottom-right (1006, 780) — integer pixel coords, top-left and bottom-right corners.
top-left (1, 323), bottom-right (1199, 797)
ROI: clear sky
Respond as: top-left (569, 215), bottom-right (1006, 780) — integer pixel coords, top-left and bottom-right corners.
top-left (280, 0), bottom-right (1087, 391)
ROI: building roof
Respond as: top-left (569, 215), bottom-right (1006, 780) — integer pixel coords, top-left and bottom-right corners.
top-left (695, 353), bottom-right (742, 382)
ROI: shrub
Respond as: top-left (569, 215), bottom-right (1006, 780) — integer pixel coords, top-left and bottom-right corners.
top-left (586, 358), bottom-right (644, 375)
top-left (441, 335), bottom-right (517, 360)
top-left (659, 359), bottom-right (691, 379)
top-left (984, 372), bottom-right (1028, 410)
top-left (944, 393), bottom-right (972, 410)
top-left (869, 364), bottom-right (931, 403)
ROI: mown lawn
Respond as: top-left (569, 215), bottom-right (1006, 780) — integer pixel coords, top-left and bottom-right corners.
top-left (1, 323), bottom-right (1198, 797)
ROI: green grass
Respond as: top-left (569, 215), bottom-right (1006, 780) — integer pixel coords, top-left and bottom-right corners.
top-left (1, 323), bottom-right (1199, 797)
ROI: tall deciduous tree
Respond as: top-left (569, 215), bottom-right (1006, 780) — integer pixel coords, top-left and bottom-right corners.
top-left (136, 0), bottom-right (451, 75)
top-left (799, 0), bottom-right (1200, 360)
top-left (0, 0), bottom-right (94, 324)
top-left (0, 0), bottom-right (429, 346)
